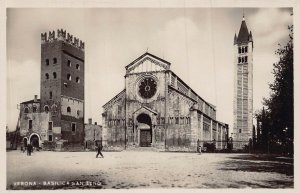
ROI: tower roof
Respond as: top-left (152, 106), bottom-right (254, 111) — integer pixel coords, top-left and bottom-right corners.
top-left (237, 17), bottom-right (251, 44)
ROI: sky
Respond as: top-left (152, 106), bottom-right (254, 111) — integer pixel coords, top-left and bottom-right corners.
top-left (6, 8), bottom-right (293, 133)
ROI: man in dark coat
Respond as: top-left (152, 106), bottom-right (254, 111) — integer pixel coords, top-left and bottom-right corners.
top-left (96, 144), bottom-right (104, 158)
top-left (27, 143), bottom-right (33, 156)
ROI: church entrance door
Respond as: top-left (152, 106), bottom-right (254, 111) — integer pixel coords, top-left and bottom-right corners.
top-left (136, 113), bottom-right (152, 147)
top-left (140, 130), bottom-right (151, 147)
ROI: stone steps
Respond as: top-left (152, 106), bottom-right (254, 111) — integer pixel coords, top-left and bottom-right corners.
top-left (123, 146), bottom-right (162, 152)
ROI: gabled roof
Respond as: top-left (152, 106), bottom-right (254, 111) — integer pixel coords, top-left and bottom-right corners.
top-left (102, 89), bottom-right (125, 108)
top-left (237, 18), bottom-right (250, 43)
top-left (133, 106), bottom-right (158, 115)
top-left (21, 99), bottom-right (40, 104)
top-left (125, 52), bottom-right (171, 70)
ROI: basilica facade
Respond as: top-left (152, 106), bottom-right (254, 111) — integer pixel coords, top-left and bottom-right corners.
top-left (102, 52), bottom-right (228, 152)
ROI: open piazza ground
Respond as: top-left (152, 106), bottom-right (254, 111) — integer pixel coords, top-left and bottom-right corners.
top-left (6, 150), bottom-right (293, 189)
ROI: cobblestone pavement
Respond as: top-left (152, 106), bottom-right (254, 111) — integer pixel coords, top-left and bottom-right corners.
top-left (6, 150), bottom-right (293, 189)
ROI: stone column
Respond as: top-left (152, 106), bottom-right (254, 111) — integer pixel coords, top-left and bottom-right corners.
top-left (200, 114), bottom-right (203, 145)
top-left (216, 122), bottom-right (219, 149)
top-left (210, 119), bottom-right (213, 142)
top-left (220, 125), bottom-right (223, 149)
top-left (190, 110), bottom-right (198, 151)
top-left (102, 114), bottom-right (108, 147)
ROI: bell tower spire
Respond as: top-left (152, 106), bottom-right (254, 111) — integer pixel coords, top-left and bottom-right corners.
top-left (233, 15), bottom-right (254, 149)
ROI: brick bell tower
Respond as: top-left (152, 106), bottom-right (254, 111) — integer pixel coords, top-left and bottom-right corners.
top-left (233, 16), bottom-right (254, 149)
top-left (40, 29), bottom-right (85, 144)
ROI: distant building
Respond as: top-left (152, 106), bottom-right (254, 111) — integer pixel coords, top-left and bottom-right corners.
top-left (233, 16), bottom-right (254, 149)
top-left (84, 118), bottom-right (102, 150)
top-left (19, 29), bottom-right (85, 149)
top-left (102, 52), bottom-right (229, 152)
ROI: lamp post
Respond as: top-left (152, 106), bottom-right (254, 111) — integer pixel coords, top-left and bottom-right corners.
top-left (283, 127), bottom-right (288, 155)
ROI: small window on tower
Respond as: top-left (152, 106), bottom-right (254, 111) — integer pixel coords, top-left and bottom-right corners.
top-left (45, 73), bottom-right (49, 79)
top-left (46, 59), bottom-right (49, 66)
top-left (49, 91), bottom-right (52, 99)
top-left (77, 110), bottom-right (80, 117)
top-left (24, 107), bottom-right (29, 114)
top-left (29, 120), bottom-right (33, 130)
top-left (239, 129), bottom-right (242, 133)
top-left (68, 60), bottom-right (71, 67)
top-left (76, 64), bottom-right (80, 70)
top-left (53, 72), bottom-right (57, 79)
top-left (67, 74), bottom-right (71, 81)
top-left (53, 58), bottom-right (57, 64)
top-left (48, 122), bottom-right (53, 131)
top-left (67, 106), bottom-right (71, 113)
top-left (76, 77), bottom-right (80, 83)
top-left (44, 105), bottom-right (49, 113)
top-left (72, 123), bottom-right (76, 133)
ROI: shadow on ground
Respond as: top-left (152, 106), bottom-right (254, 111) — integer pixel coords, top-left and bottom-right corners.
top-left (216, 154), bottom-right (294, 188)
top-left (220, 154), bottom-right (293, 175)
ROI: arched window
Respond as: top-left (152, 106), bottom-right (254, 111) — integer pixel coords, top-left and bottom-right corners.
top-left (24, 107), bottom-right (29, 113)
top-left (45, 73), bottom-right (49, 79)
top-left (53, 72), bottom-right (57, 79)
top-left (76, 77), bottom-right (80, 83)
top-left (44, 105), bottom-right (49, 113)
top-left (51, 104), bottom-right (57, 111)
top-left (238, 47), bottom-right (241, 54)
top-left (67, 60), bottom-right (71, 67)
top-left (53, 58), bottom-right (57, 64)
top-left (238, 57), bottom-right (241, 63)
top-left (46, 59), bottom-right (49, 66)
top-left (245, 56), bottom-right (248, 63)
top-left (245, 46), bottom-right (248, 53)
top-left (67, 74), bottom-right (71, 81)
top-left (242, 47), bottom-right (244, 53)
top-left (32, 106), bottom-right (37, 113)
top-left (175, 117), bottom-right (179, 124)
top-left (76, 64), bottom-right (80, 70)
top-left (67, 106), bottom-right (71, 113)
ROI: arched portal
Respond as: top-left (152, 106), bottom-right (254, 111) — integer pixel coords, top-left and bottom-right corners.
top-left (30, 134), bottom-right (40, 148)
top-left (137, 113), bottom-right (152, 147)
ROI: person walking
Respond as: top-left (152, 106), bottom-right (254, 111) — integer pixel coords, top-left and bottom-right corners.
top-left (27, 143), bottom-right (33, 156)
top-left (96, 143), bottom-right (104, 158)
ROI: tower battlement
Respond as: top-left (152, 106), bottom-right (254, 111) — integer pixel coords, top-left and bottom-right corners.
top-left (41, 29), bottom-right (84, 50)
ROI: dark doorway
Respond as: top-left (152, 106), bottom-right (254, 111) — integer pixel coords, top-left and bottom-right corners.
top-left (23, 138), bottom-right (28, 147)
top-left (137, 113), bottom-right (152, 147)
top-left (140, 130), bottom-right (151, 147)
top-left (30, 135), bottom-right (39, 148)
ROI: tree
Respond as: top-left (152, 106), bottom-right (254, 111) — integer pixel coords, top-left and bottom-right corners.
top-left (263, 24), bottom-right (293, 155)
